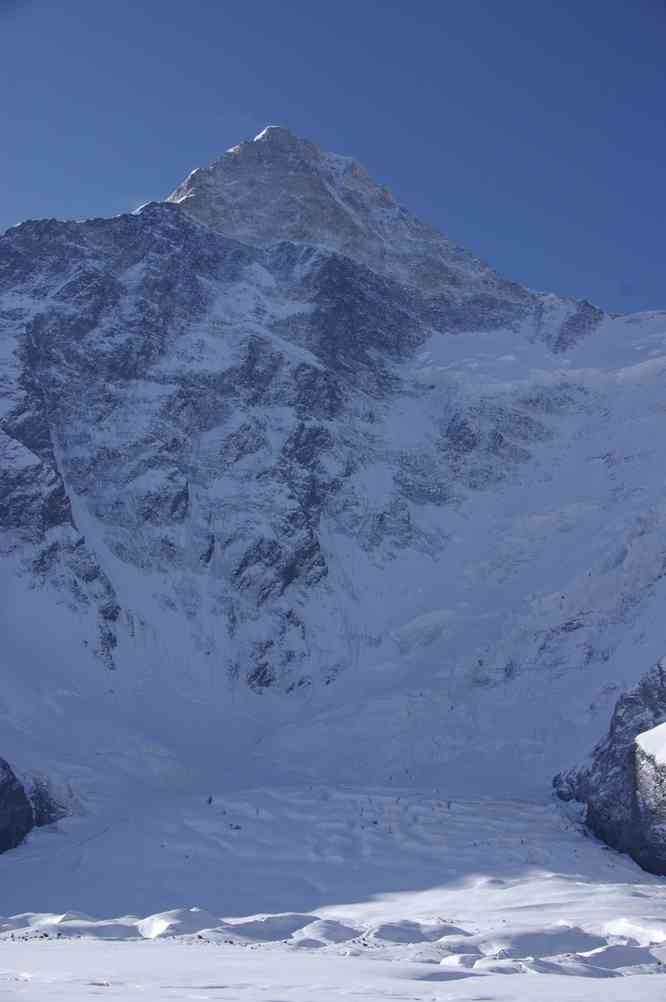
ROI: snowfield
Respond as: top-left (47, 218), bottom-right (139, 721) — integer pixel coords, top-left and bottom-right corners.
top-left (3, 786), bottom-right (666, 999)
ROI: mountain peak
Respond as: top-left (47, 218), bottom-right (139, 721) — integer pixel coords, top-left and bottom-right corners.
top-left (223, 125), bottom-right (321, 162)
top-left (165, 127), bottom-right (496, 294)
top-left (163, 127), bottom-right (603, 344)
top-left (252, 125), bottom-right (308, 146)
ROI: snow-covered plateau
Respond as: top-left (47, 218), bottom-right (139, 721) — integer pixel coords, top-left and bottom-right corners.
top-left (2, 125), bottom-right (666, 998)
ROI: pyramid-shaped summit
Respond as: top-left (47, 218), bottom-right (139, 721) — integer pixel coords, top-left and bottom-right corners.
top-left (165, 123), bottom-right (499, 291)
top-left (165, 126), bottom-right (604, 347)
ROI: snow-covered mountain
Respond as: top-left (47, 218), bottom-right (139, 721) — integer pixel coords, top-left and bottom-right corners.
top-left (167, 126), bottom-right (603, 350)
top-left (1, 125), bottom-right (666, 811)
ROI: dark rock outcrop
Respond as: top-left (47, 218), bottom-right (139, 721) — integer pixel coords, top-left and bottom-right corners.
top-left (0, 758), bottom-right (33, 853)
top-left (554, 660), bottom-right (666, 874)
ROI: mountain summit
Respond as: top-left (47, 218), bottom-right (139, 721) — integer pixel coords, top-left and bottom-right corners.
top-left (166, 123), bottom-right (491, 292)
top-left (164, 123), bottom-right (478, 264)
top-left (1, 127), bottom-right (665, 810)
top-left (166, 127), bottom-right (603, 350)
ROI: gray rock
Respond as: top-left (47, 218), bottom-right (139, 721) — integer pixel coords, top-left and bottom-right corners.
top-left (554, 660), bottom-right (666, 874)
top-left (0, 758), bottom-right (33, 853)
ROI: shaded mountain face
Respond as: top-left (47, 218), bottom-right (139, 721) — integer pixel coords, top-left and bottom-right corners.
top-left (1, 127), bottom-right (666, 800)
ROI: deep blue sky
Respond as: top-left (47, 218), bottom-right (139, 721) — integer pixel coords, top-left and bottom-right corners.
top-left (2, 0), bottom-right (664, 313)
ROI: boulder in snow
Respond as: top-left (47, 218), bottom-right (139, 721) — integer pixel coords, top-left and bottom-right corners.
top-left (554, 659), bottom-right (666, 874)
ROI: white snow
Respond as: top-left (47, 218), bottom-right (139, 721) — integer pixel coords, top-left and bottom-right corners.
top-left (636, 722), bottom-right (666, 765)
top-left (2, 788), bottom-right (666, 998)
top-left (253, 126), bottom-right (281, 142)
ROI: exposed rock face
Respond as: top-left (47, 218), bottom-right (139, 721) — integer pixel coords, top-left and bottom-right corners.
top-left (0, 205), bottom-right (443, 689)
top-left (0, 758), bottom-right (33, 853)
top-left (554, 661), bottom-right (666, 874)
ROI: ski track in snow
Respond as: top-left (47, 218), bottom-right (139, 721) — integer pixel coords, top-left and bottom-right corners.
top-left (2, 786), bottom-right (666, 998)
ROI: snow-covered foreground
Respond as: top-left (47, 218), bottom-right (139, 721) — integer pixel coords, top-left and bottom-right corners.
top-left (2, 787), bottom-right (666, 998)
top-left (4, 937), bottom-right (666, 1002)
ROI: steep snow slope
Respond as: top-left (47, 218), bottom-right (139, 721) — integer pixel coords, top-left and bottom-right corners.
top-left (1, 127), bottom-right (665, 810)
top-left (249, 308), bottom-right (666, 793)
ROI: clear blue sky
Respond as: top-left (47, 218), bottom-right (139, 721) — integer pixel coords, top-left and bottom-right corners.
top-left (2, 0), bottom-right (664, 314)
